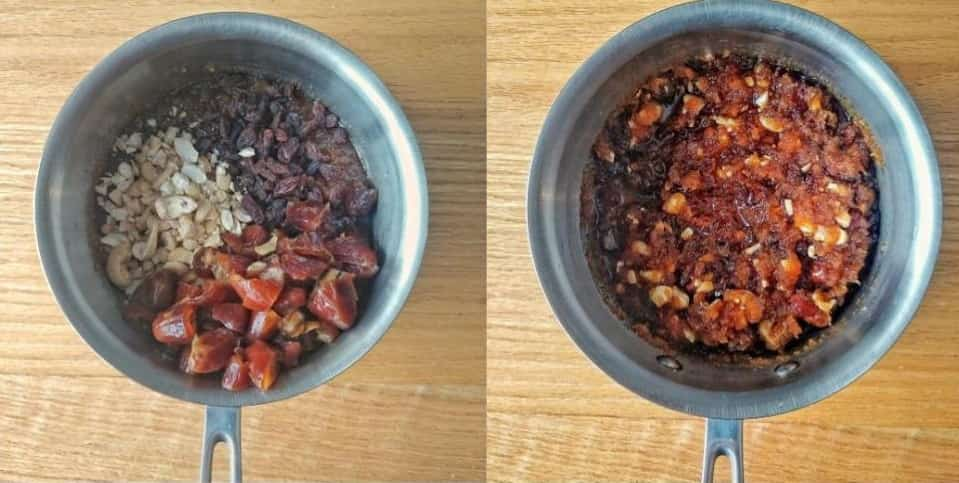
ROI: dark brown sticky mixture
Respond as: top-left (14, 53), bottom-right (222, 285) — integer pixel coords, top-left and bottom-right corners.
top-left (121, 72), bottom-right (379, 391)
top-left (584, 55), bottom-right (878, 353)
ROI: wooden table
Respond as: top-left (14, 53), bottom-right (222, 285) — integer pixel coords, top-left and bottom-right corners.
top-left (488, 1), bottom-right (959, 481)
top-left (0, 1), bottom-right (484, 480)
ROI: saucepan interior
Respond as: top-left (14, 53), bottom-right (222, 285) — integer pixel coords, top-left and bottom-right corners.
top-left (527, 0), bottom-right (939, 419)
top-left (35, 13), bottom-right (427, 407)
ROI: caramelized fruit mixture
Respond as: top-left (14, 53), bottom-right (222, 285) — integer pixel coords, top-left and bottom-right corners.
top-left (584, 54), bottom-right (877, 353)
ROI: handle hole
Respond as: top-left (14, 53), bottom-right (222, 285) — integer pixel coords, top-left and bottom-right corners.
top-left (209, 440), bottom-right (232, 482)
top-left (711, 454), bottom-right (733, 483)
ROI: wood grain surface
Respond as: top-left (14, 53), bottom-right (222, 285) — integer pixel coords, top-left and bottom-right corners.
top-left (487, 1), bottom-right (959, 482)
top-left (0, 1), bottom-right (485, 481)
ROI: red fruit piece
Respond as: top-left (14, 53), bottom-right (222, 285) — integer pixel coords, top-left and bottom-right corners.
top-left (183, 279), bottom-right (236, 307)
top-left (175, 282), bottom-right (202, 303)
top-left (242, 224), bottom-right (269, 246)
top-left (221, 232), bottom-right (252, 256)
top-left (279, 252), bottom-right (329, 281)
top-left (182, 329), bottom-right (238, 374)
top-left (789, 293), bottom-right (830, 327)
top-left (221, 353), bottom-right (250, 391)
top-left (211, 303), bottom-right (250, 333)
top-left (281, 232), bottom-right (333, 260)
top-left (246, 340), bottom-right (279, 391)
top-left (274, 287), bottom-right (307, 315)
top-left (307, 270), bottom-right (358, 330)
top-left (278, 340), bottom-right (302, 368)
top-left (248, 309), bottom-right (282, 340)
top-left (229, 274), bottom-right (283, 311)
top-left (285, 201), bottom-right (329, 232)
top-left (327, 233), bottom-right (379, 278)
top-left (212, 253), bottom-right (254, 281)
top-left (152, 304), bottom-right (197, 345)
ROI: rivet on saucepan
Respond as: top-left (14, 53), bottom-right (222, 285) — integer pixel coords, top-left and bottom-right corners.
top-left (774, 361), bottom-right (800, 378)
top-left (656, 355), bottom-right (682, 371)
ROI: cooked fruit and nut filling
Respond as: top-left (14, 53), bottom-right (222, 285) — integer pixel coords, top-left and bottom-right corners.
top-left (583, 54), bottom-right (878, 353)
top-left (97, 72), bottom-right (378, 390)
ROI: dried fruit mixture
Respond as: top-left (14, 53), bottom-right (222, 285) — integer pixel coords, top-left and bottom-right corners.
top-left (97, 72), bottom-right (379, 390)
top-left (583, 54), bottom-right (878, 353)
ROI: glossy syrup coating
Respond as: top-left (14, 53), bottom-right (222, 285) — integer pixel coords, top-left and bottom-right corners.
top-left (586, 54), bottom-right (878, 353)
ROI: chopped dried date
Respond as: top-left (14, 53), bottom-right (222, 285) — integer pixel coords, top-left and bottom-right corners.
top-left (274, 286), bottom-right (308, 316)
top-left (221, 353), bottom-right (250, 391)
top-left (182, 329), bottom-right (237, 374)
top-left (280, 252), bottom-right (329, 280)
top-left (246, 340), bottom-right (279, 390)
top-left (274, 128), bottom-right (288, 143)
top-left (285, 201), bottom-right (328, 232)
top-left (229, 274), bottom-right (283, 311)
top-left (327, 233), bottom-right (378, 278)
top-left (241, 224), bottom-right (270, 246)
top-left (307, 270), bottom-right (358, 330)
top-left (248, 309), bottom-right (282, 340)
top-left (278, 339), bottom-right (302, 368)
top-left (153, 304), bottom-right (197, 345)
top-left (129, 269), bottom-right (178, 311)
top-left (211, 303), bottom-right (250, 333)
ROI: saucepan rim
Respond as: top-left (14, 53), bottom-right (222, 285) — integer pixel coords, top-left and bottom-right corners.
top-left (34, 12), bottom-right (428, 407)
top-left (527, 0), bottom-right (941, 419)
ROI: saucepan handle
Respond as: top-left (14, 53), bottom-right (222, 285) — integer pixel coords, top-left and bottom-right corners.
top-left (701, 418), bottom-right (744, 483)
top-left (200, 405), bottom-right (242, 483)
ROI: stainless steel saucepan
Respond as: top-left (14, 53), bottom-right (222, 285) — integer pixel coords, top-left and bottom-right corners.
top-left (35, 13), bottom-right (428, 482)
top-left (527, 1), bottom-right (940, 482)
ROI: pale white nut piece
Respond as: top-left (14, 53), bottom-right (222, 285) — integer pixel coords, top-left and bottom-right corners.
top-left (155, 196), bottom-right (198, 220)
top-left (254, 235), bottom-right (278, 256)
top-left (238, 147), bottom-right (256, 158)
top-left (174, 136), bottom-right (199, 164)
top-left (162, 261), bottom-right (189, 275)
top-left (107, 241), bottom-right (133, 288)
top-left (100, 233), bottom-right (127, 247)
top-left (181, 164), bottom-right (207, 184)
top-left (168, 247), bottom-right (193, 265)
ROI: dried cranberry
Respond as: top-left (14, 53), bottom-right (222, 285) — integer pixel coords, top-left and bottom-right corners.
top-left (236, 126), bottom-right (258, 149)
top-left (241, 194), bottom-right (266, 224)
top-left (274, 176), bottom-right (302, 197)
top-left (346, 186), bottom-right (378, 216)
top-left (325, 113), bottom-right (339, 128)
top-left (278, 137), bottom-right (300, 163)
top-left (331, 128), bottom-right (348, 144)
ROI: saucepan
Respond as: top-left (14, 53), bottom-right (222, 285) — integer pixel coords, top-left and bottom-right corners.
top-left (527, 1), bottom-right (940, 481)
top-left (35, 13), bottom-right (427, 482)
